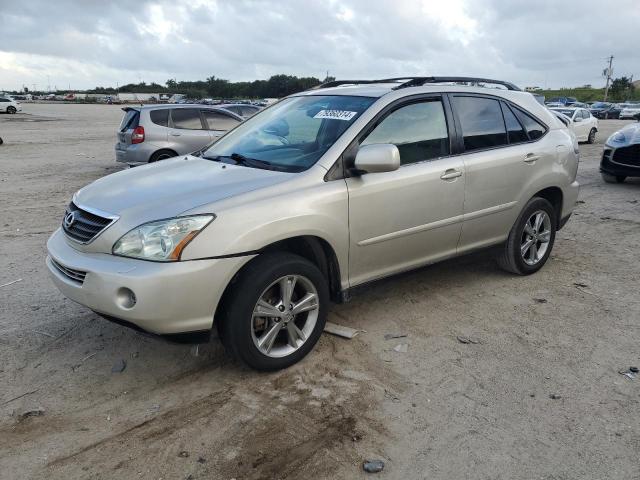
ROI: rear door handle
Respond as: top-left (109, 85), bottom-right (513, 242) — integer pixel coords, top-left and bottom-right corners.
top-left (524, 153), bottom-right (540, 164)
top-left (440, 169), bottom-right (463, 180)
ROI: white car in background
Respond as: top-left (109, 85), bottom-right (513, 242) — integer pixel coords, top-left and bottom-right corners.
top-left (619, 104), bottom-right (640, 120)
top-left (0, 97), bottom-right (22, 114)
top-left (549, 107), bottom-right (598, 143)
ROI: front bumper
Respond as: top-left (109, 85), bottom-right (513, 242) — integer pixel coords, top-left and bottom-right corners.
top-left (600, 145), bottom-right (640, 177)
top-left (46, 228), bottom-right (253, 334)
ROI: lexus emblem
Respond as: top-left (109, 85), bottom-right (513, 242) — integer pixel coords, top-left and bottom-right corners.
top-left (63, 211), bottom-right (76, 229)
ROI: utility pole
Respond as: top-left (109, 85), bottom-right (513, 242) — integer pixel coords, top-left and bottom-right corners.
top-left (603, 55), bottom-right (614, 102)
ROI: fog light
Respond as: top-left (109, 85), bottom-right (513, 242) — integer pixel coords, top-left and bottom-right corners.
top-left (116, 287), bottom-right (137, 309)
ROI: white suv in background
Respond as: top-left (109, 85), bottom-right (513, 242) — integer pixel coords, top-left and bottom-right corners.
top-left (0, 97), bottom-right (22, 114)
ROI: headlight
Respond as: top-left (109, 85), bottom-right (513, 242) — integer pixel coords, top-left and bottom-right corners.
top-left (607, 132), bottom-right (626, 144)
top-left (112, 215), bottom-right (214, 261)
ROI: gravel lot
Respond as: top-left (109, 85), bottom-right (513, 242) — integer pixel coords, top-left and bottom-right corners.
top-left (1, 104), bottom-right (639, 480)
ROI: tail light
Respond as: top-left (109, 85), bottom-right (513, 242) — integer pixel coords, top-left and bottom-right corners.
top-left (131, 126), bottom-right (145, 144)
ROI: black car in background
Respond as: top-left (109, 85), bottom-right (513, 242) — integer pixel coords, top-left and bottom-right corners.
top-left (600, 122), bottom-right (640, 183)
top-left (590, 102), bottom-right (622, 119)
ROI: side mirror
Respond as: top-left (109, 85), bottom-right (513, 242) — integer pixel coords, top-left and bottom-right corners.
top-left (353, 144), bottom-right (400, 174)
top-left (574, 117), bottom-right (582, 123)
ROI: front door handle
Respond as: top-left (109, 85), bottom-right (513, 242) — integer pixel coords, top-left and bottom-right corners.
top-left (440, 169), bottom-right (463, 180)
top-left (524, 153), bottom-right (540, 164)
top-left (170, 132), bottom-right (181, 137)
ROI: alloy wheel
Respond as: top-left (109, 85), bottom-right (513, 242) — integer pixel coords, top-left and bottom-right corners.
top-left (520, 210), bottom-right (552, 266)
top-left (250, 274), bottom-right (319, 358)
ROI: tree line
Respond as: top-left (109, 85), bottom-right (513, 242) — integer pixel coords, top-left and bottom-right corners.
top-left (85, 74), bottom-right (336, 99)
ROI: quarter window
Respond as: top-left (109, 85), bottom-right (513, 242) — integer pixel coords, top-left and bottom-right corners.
top-left (453, 96), bottom-right (507, 151)
top-left (501, 103), bottom-right (528, 144)
top-left (361, 100), bottom-right (449, 165)
top-left (171, 109), bottom-right (204, 130)
top-left (513, 108), bottom-right (546, 140)
top-left (202, 110), bottom-right (241, 131)
top-left (150, 109), bottom-right (169, 127)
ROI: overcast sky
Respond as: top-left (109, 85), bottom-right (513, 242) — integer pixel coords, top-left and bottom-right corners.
top-left (0, 0), bottom-right (638, 92)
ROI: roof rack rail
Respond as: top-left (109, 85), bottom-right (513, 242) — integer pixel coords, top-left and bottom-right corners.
top-left (392, 77), bottom-right (521, 91)
top-left (311, 77), bottom-right (520, 91)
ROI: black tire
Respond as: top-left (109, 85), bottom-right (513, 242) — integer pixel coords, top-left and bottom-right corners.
top-left (218, 252), bottom-right (329, 371)
top-left (602, 173), bottom-right (626, 183)
top-left (7, 106), bottom-right (16, 114)
top-left (587, 128), bottom-right (597, 144)
top-left (497, 197), bottom-right (557, 275)
top-left (0, 137), bottom-right (3, 145)
top-left (149, 149), bottom-right (177, 162)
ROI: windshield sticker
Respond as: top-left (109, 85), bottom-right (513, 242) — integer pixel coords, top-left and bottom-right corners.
top-left (313, 110), bottom-right (358, 121)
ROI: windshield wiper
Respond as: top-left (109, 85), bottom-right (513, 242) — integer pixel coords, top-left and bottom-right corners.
top-left (229, 152), bottom-right (275, 170)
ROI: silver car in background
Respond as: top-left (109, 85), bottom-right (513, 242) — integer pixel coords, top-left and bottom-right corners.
top-left (115, 104), bottom-right (244, 165)
top-left (217, 103), bottom-right (262, 118)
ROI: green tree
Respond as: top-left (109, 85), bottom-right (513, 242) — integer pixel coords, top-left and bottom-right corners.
top-left (609, 76), bottom-right (634, 102)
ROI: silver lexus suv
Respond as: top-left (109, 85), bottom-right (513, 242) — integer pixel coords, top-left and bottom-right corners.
top-left (115, 104), bottom-right (244, 165)
top-left (47, 77), bottom-right (579, 371)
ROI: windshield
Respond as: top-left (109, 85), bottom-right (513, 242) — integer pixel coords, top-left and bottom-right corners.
top-left (591, 102), bottom-right (610, 109)
top-left (201, 95), bottom-right (376, 172)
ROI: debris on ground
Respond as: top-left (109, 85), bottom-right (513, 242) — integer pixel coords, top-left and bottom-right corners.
top-left (393, 344), bottom-right (408, 353)
top-left (363, 459), bottom-right (385, 473)
top-left (576, 200), bottom-right (586, 204)
top-left (619, 369), bottom-right (636, 380)
top-left (2, 389), bottom-right (39, 406)
top-left (533, 298), bottom-right (548, 304)
top-left (384, 333), bottom-right (407, 340)
top-left (456, 335), bottom-right (480, 344)
top-left (190, 345), bottom-right (200, 357)
top-left (178, 451), bottom-right (190, 458)
top-left (0, 278), bottom-right (23, 288)
top-left (18, 408), bottom-right (45, 422)
top-left (324, 322), bottom-right (365, 339)
top-left (111, 359), bottom-right (127, 373)
top-left (549, 394), bottom-right (562, 400)
top-left (81, 352), bottom-right (97, 362)
top-left (33, 330), bottom-right (55, 338)
top-left (573, 282), bottom-right (589, 288)
top-left (197, 457), bottom-right (206, 464)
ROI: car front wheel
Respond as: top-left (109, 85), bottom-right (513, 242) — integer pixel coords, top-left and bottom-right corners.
top-left (497, 197), bottom-right (556, 275)
top-left (587, 128), bottom-right (597, 144)
top-left (7, 106), bottom-right (16, 114)
top-left (218, 252), bottom-right (329, 371)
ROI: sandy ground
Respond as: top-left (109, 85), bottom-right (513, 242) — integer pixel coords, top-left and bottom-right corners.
top-left (0, 104), bottom-right (639, 480)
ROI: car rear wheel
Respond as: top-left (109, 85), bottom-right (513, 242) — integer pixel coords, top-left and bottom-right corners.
top-left (7, 106), bottom-right (16, 114)
top-left (218, 252), bottom-right (329, 371)
top-left (497, 197), bottom-right (556, 275)
top-left (149, 149), bottom-right (177, 162)
top-left (602, 173), bottom-right (626, 183)
top-left (587, 128), bottom-right (597, 144)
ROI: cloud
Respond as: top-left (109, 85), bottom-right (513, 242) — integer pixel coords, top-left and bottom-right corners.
top-left (0, 0), bottom-right (638, 91)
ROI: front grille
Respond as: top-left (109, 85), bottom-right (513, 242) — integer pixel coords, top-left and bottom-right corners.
top-left (612, 145), bottom-right (640, 167)
top-left (50, 258), bottom-right (87, 284)
top-left (62, 202), bottom-right (114, 243)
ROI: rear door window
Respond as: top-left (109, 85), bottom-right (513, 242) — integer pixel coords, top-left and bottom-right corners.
top-left (119, 109), bottom-right (140, 132)
top-left (171, 109), bottom-right (204, 129)
top-left (150, 109), bottom-right (169, 127)
top-left (513, 108), bottom-right (546, 140)
top-left (202, 110), bottom-right (241, 131)
top-left (501, 103), bottom-right (528, 144)
top-left (453, 96), bottom-right (507, 151)
top-left (361, 99), bottom-right (450, 165)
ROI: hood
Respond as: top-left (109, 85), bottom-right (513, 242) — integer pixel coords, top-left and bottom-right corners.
top-left (606, 122), bottom-right (640, 147)
top-left (74, 156), bottom-right (292, 222)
